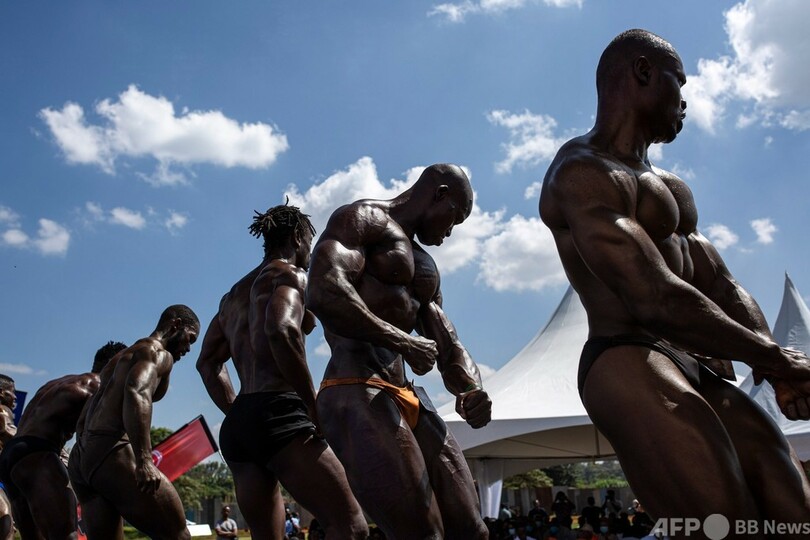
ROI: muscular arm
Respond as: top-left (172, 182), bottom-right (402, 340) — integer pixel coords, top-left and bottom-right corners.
top-left (416, 291), bottom-right (492, 428)
top-left (256, 270), bottom-right (317, 414)
top-left (196, 313), bottom-right (237, 414)
top-left (552, 156), bottom-right (803, 379)
top-left (122, 348), bottom-right (164, 490)
top-left (689, 231), bottom-right (772, 339)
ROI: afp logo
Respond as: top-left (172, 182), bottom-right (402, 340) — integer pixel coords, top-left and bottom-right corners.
top-left (151, 449), bottom-right (164, 467)
top-left (653, 515), bottom-right (730, 539)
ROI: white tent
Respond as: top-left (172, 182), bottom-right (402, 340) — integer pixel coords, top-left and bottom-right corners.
top-left (439, 286), bottom-right (615, 517)
top-left (739, 274), bottom-right (810, 460)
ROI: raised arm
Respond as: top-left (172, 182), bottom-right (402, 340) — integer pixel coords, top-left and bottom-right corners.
top-left (253, 266), bottom-right (318, 422)
top-left (123, 347), bottom-right (166, 493)
top-left (306, 205), bottom-right (437, 374)
top-left (552, 156), bottom-right (808, 380)
top-left (196, 311), bottom-right (237, 414)
top-left (416, 289), bottom-right (491, 428)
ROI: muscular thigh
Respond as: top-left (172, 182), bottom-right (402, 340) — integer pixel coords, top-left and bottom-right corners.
top-left (317, 384), bottom-right (441, 532)
top-left (582, 346), bottom-right (755, 518)
top-left (412, 408), bottom-right (484, 535)
top-left (86, 444), bottom-right (186, 537)
top-left (698, 375), bottom-right (810, 520)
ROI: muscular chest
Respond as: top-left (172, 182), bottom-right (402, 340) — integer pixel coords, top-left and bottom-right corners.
top-left (635, 172), bottom-right (682, 241)
top-left (363, 238), bottom-right (439, 303)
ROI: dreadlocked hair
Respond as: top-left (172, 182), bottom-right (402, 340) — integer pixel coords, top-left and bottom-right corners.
top-left (249, 199), bottom-right (316, 252)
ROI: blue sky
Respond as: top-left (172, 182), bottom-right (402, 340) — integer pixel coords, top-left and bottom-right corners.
top-left (2, 0), bottom-right (810, 436)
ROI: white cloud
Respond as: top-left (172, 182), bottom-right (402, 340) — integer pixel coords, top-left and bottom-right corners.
top-left (670, 163), bottom-right (696, 181)
top-left (0, 206), bottom-right (20, 226)
top-left (314, 339), bottom-right (331, 357)
top-left (2, 222), bottom-right (69, 256)
top-left (165, 212), bottom-right (189, 233)
top-left (478, 215), bottom-right (566, 291)
top-left (32, 219), bottom-right (70, 256)
top-left (487, 109), bottom-right (568, 173)
top-left (429, 0), bottom-right (582, 23)
top-left (2, 229), bottom-right (29, 247)
top-left (110, 207), bottom-right (146, 230)
top-left (750, 217), bottom-right (777, 244)
top-left (1, 211), bottom-right (70, 256)
top-left (524, 181), bottom-right (542, 200)
top-left (85, 201), bottom-right (104, 221)
top-left (40, 85), bottom-right (289, 185)
top-left (81, 202), bottom-right (188, 234)
top-left (705, 223), bottom-right (739, 250)
top-left (648, 143), bottom-right (664, 162)
top-left (685, 0), bottom-right (810, 132)
top-left (0, 362), bottom-right (47, 376)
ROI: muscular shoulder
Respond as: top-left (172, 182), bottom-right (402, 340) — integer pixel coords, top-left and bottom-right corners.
top-left (319, 200), bottom-right (391, 247)
top-left (541, 138), bottom-right (636, 228)
top-left (253, 260), bottom-right (306, 295)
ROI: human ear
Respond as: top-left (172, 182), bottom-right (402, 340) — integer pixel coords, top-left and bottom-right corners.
top-left (633, 56), bottom-right (652, 86)
top-left (434, 185), bottom-right (449, 201)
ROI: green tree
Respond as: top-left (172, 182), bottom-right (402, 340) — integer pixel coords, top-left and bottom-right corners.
top-left (503, 469), bottom-right (554, 489)
top-left (541, 464), bottom-right (584, 487)
top-left (150, 426), bottom-right (173, 447)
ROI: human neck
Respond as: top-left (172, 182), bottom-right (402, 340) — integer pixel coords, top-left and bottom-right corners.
top-left (388, 189), bottom-right (419, 239)
top-left (264, 244), bottom-right (297, 266)
top-left (592, 101), bottom-right (652, 162)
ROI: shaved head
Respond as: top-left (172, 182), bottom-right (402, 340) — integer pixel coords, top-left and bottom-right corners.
top-left (415, 163), bottom-right (473, 219)
top-left (596, 29), bottom-right (678, 96)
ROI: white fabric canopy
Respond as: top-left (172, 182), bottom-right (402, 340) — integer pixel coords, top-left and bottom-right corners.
top-left (739, 274), bottom-right (810, 460)
top-left (439, 286), bottom-right (614, 517)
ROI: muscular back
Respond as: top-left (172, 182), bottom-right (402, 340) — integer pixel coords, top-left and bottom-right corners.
top-left (540, 135), bottom-right (707, 337)
top-left (309, 201), bottom-right (440, 382)
top-left (17, 373), bottom-right (99, 447)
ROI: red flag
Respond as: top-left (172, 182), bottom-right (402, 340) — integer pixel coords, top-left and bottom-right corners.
top-left (151, 415), bottom-right (218, 482)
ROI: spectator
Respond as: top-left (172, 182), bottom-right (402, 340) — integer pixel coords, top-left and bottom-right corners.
top-left (500, 503), bottom-right (514, 520)
top-left (284, 507), bottom-right (300, 539)
top-left (551, 491), bottom-right (575, 529)
top-left (215, 506), bottom-right (238, 540)
top-left (514, 519), bottom-right (539, 540)
top-left (629, 500), bottom-right (654, 537)
top-left (528, 499), bottom-right (549, 523)
top-left (601, 490), bottom-right (622, 516)
top-left (580, 496), bottom-right (603, 528)
top-left (545, 517), bottom-right (575, 540)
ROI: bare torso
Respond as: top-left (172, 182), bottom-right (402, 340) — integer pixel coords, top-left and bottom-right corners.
top-left (541, 135), bottom-right (703, 338)
top-left (215, 261), bottom-right (315, 394)
top-left (16, 373), bottom-right (99, 448)
top-left (317, 201), bottom-right (440, 384)
top-left (80, 338), bottom-right (172, 437)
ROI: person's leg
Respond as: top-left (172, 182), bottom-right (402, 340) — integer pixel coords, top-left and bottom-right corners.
top-left (82, 444), bottom-right (188, 540)
top-left (318, 384), bottom-right (443, 540)
top-left (411, 408), bottom-right (488, 540)
top-left (225, 459), bottom-right (285, 540)
top-left (0, 490), bottom-right (21, 540)
top-left (698, 374), bottom-right (810, 529)
top-left (10, 452), bottom-right (78, 540)
top-left (582, 346), bottom-right (761, 531)
top-left (79, 496), bottom-right (124, 540)
top-left (269, 433), bottom-right (368, 540)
